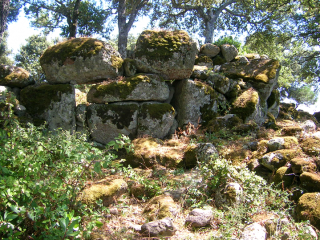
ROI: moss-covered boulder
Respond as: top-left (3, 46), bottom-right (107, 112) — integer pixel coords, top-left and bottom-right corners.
top-left (215, 182), bottom-right (243, 209)
top-left (86, 102), bottom-right (139, 144)
top-left (143, 195), bottom-right (179, 221)
top-left (0, 65), bottom-right (32, 88)
top-left (300, 172), bottom-right (320, 192)
top-left (259, 149), bottom-right (301, 171)
top-left (199, 43), bottom-right (220, 57)
top-left (220, 44), bottom-right (238, 62)
top-left (134, 30), bottom-right (197, 80)
top-left (300, 138), bottom-right (320, 156)
top-left (207, 73), bottom-right (230, 94)
top-left (40, 38), bottom-right (123, 84)
top-left (172, 79), bottom-right (219, 128)
top-left (87, 74), bottom-right (170, 103)
top-left (267, 137), bottom-right (299, 152)
top-left (78, 179), bottom-right (128, 206)
top-left (291, 157), bottom-right (317, 174)
top-left (138, 102), bottom-right (175, 139)
top-left (273, 167), bottom-right (294, 188)
top-left (20, 84), bottom-right (76, 131)
top-left (125, 138), bottom-right (186, 168)
top-left (281, 126), bottom-right (303, 136)
top-left (191, 65), bottom-right (211, 80)
top-left (230, 88), bottom-right (266, 125)
top-left (296, 193), bottom-right (320, 230)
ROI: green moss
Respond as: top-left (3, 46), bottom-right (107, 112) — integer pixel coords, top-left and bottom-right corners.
top-left (230, 88), bottom-right (259, 121)
top-left (143, 195), bottom-right (178, 220)
top-left (300, 138), bottom-right (320, 156)
top-left (296, 193), bottom-right (320, 230)
top-left (140, 103), bottom-right (175, 120)
top-left (111, 55), bottom-right (124, 69)
top-left (273, 167), bottom-right (294, 188)
top-left (87, 103), bottom-right (139, 130)
top-left (40, 38), bottom-right (107, 66)
top-left (195, 55), bottom-right (213, 65)
top-left (92, 74), bottom-right (152, 100)
top-left (20, 84), bottom-right (73, 118)
top-left (135, 30), bottom-right (191, 60)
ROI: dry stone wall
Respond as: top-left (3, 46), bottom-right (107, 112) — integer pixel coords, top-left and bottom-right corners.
top-left (0, 30), bottom-right (281, 144)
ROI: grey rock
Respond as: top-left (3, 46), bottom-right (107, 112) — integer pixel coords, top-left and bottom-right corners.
top-left (137, 102), bottom-right (176, 139)
top-left (86, 102), bottom-right (139, 144)
top-left (220, 44), bottom-right (238, 62)
top-left (191, 65), bottom-right (210, 80)
top-left (185, 209), bottom-right (213, 227)
top-left (172, 79), bottom-right (219, 128)
top-left (13, 104), bottom-right (26, 117)
top-left (240, 222), bottom-right (267, 240)
top-left (0, 65), bottom-right (33, 88)
top-left (301, 120), bottom-right (317, 132)
top-left (200, 43), bottom-right (220, 57)
top-left (87, 74), bottom-right (170, 103)
top-left (267, 138), bottom-right (285, 152)
top-left (134, 30), bottom-right (198, 80)
top-left (41, 38), bottom-right (123, 84)
top-left (215, 182), bottom-right (243, 209)
top-left (20, 84), bottom-right (76, 132)
top-left (140, 217), bottom-right (177, 237)
top-left (123, 59), bottom-right (137, 77)
top-left (207, 73), bottom-right (230, 94)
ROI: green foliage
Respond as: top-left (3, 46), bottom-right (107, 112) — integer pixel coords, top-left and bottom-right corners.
top-left (0, 32), bottom-right (13, 65)
top-left (0, 100), bottom-right (131, 239)
top-left (287, 84), bottom-right (318, 106)
top-left (213, 36), bottom-right (241, 50)
top-left (15, 34), bottom-right (53, 83)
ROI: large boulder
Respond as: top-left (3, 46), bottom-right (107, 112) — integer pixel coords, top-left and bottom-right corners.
top-left (137, 102), bottom-right (176, 138)
top-left (296, 193), bottom-right (320, 230)
top-left (199, 43), bottom-right (220, 57)
top-left (40, 38), bottom-right (123, 84)
top-left (220, 44), bottom-right (238, 62)
top-left (230, 87), bottom-right (266, 124)
top-left (221, 59), bottom-right (280, 101)
top-left (134, 30), bottom-right (197, 80)
top-left (0, 65), bottom-right (32, 88)
top-left (86, 102), bottom-right (139, 144)
top-left (87, 74), bottom-right (170, 103)
top-left (259, 149), bottom-right (300, 171)
top-left (20, 84), bottom-right (76, 131)
top-left (172, 79), bottom-right (219, 128)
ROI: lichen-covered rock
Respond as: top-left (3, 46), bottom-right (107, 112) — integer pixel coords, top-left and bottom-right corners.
top-left (259, 149), bottom-right (300, 171)
top-left (195, 55), bottom-right (214, 68)
top-left (301, 120), bottom-right (317, 133)
top-left (78, 179), bottom-right (127, 206)
top-left (296, 193), bottom-right (320, 230)
top-left (172, 79), bottom-right (219, 128)
top-left (143, 195), bottom-right (179, 221)
top-left (300, 172), bottom-right (320, 192)
top-left (200, 43), bottom-right (220, 57)
top-left (134, 30), bottom-right (197, 80)
top-left (191, 65), bottom-right (211, 80)
top-left (123, 58), bottom-right (137, 77)
top-left (215, 182), bottom-right (243, 209)
top-left (240, 222), bottom-right (267, 240)
top-left (138, 102), bottom-right (175, 139)
top-left (281, 126), bottom-right (303, 136)
top-left (220, 44), bottom-right (238, 62)
top-left (185, 209), bottom-right (213, 227)
top-left (267, 137), bottom-right (299, 152)
top-left (86, 102), bottom-right (139, 144)
top-left (0, 65), bottom-right (32, 88)
top-left (206, 73), bottom-right (230, 94)
top-left (40, 38), bottom-right (123, 84)
top-left (140, 217), bottom-right (177, 237)
top-left (230, 88), bottom-right (266, 124)
top-left (291, 157), bottom-right (317, 174)
top-left (207, 114), bottom-right (243, 132)
top-left (221, 59), bottom-right (280, 101)
top-left (126, 138), bottom-right (186, 168)
top-left (75, 104), bottom-right (89, 138)
top-left (273, 167), bottom-right (294, 188)
top-left (87, 74), bottom-right (170, 103)
top-left (20, 84), bottom-right (76, 131)
top-left (183, 143), bottom-right (219, 168)
top-left (300, 138), bottom-right (320, 156)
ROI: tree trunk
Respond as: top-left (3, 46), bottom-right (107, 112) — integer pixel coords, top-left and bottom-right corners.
top-left (0, 0), bottom-right (10, 44)
top-left (204, 20), bottom-right (215, 43)
top-left (117, 0), bottom-right (128, 58)
top-left (69, 0), bottom-right (81, 38)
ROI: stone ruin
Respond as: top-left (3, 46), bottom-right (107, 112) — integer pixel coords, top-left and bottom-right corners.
top-left (0, 30), bottom-right (281, 144)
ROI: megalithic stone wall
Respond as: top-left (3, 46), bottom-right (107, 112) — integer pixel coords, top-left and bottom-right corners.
top-left (0, 30), bottom-right (281, 145)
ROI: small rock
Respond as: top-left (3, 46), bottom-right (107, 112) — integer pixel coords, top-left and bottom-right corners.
top-left (200, 43), bottom-right (220, 57)
top-left (140, 217), bottom-right (177, 237)
top-left (240, 222), bottom-right (267, 240)
top-left (215, 182), bottom-right (243, 209)
top-left (185, 209), bottom-right (213, 227)
top-left (301, 120), bottom-right (317, 132)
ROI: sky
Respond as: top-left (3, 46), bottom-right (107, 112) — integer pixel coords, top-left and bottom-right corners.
top-left (6, 12), bottom-right (320, 114)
